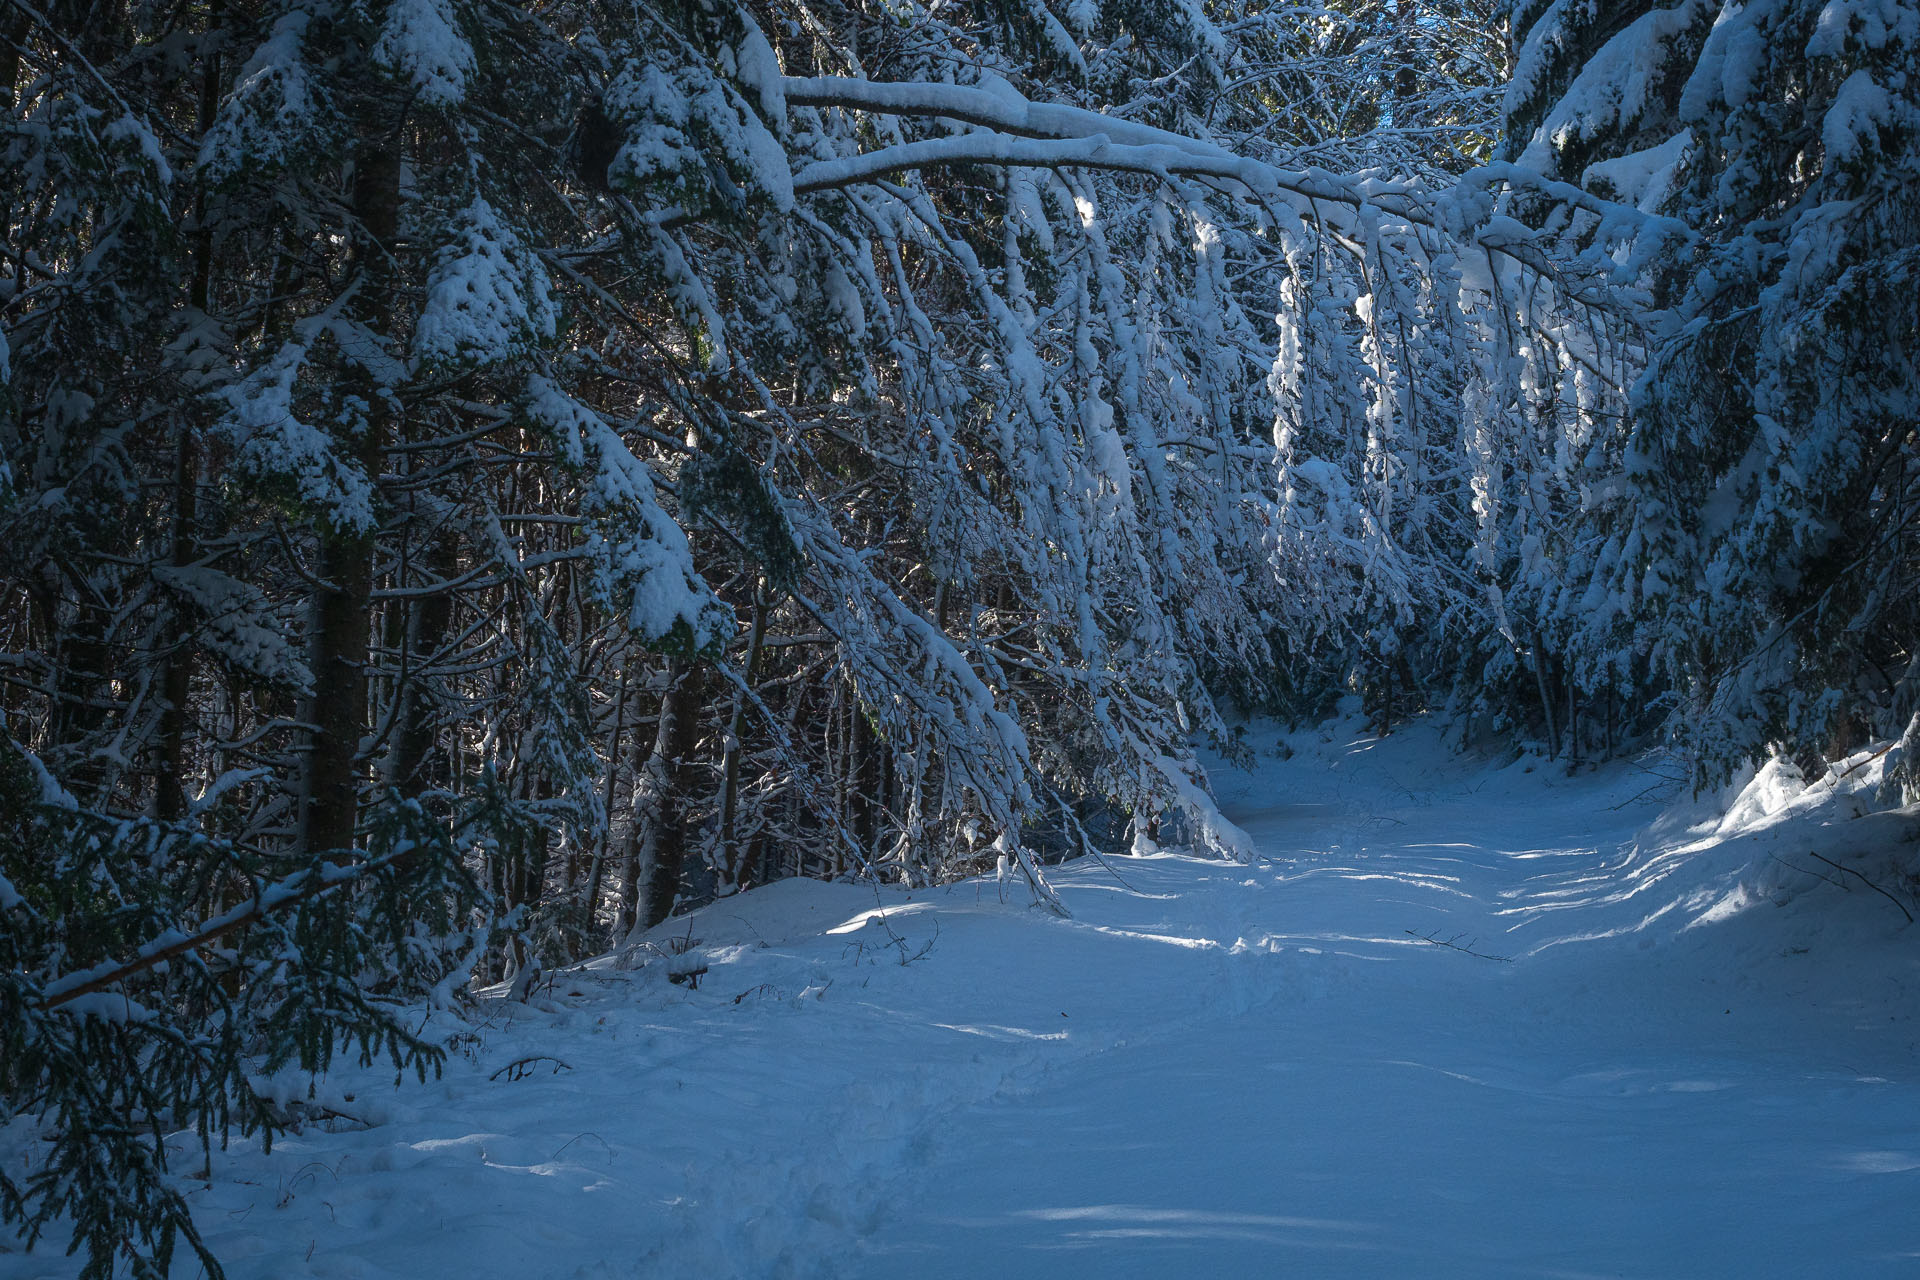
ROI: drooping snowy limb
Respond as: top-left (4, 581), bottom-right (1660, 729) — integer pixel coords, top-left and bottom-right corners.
top-left (783, 73), bottom-right (1365, 178)
top-left (790, 125), bottom-right (1397, 214)
top-left (779, 66), bottom-right (1668, 738)
top-left (785, 73), bottom-right (1417, 214)
top-left (783, 75), bottom-right (1687, 265)
top-left (778, 505), bottom-right (1035, 837)
top-left (800, 175), bottom-right (1256, 860)
top-left (523, 373), bottom-right (732, 651)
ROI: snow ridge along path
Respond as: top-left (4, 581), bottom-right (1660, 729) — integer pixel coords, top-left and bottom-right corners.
top-left (9, 719), bottom-right (1918, 1278)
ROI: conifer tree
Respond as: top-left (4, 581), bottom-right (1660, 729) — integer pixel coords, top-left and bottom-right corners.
top-left (1507, 0), bottom-right (1920, 782)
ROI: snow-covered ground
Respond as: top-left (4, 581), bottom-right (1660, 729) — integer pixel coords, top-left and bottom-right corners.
top-left (9, 720), bottom-right (1920, 1278)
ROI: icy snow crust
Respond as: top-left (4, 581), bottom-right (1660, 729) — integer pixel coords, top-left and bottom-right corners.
top-left (10, 721), bottom-right (1920, 1276)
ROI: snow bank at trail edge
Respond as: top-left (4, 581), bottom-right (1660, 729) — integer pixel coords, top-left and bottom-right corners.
top-left (2, 716), bottom-right (1917, 1278)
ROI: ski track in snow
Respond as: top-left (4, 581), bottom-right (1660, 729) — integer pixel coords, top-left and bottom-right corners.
top-left (7, 720), bottom-right (1920, 1278)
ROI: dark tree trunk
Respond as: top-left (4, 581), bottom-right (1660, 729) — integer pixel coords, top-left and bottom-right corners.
top-left (619, 659), bottom-right (707, 939)
top-left (156, 19), bottom-right (222, 822)
top-left (41, 571), bottom-right (111, 796)
top-left (384, 529), bottom-right (456, 800)
top-left (848, 686), bottom-right (879, 862)
top-left (582, 664), bottom-right (630, 926)
top-left (1530, 634), bottom-right (1560, 761)
top-left (154, 431), bottom-right (199, 823)
top-left (300, 114), bottom-right (399, 857)
top-left (719, 584), bottom-right (767, 890)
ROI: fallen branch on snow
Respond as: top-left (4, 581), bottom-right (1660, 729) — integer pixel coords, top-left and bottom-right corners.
top-left (489, 1056), bottom-right (574, 1083)
top-left (1405, 929), bottom-right (1512, 962)
top-left (1804, 851), bottom-right (1914, 925)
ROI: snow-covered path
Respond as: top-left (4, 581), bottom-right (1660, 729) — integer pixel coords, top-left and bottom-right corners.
top-left (850, 745), bottom-right (1920, 1278)
top-left (18, 724), bottom-right (1919, 1279)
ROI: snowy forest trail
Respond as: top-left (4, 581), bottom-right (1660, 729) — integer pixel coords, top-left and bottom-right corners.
top-left (848, 732), bottom-right (1920, 1278)
top-left (32, 723), bottom-right (1920, 1280)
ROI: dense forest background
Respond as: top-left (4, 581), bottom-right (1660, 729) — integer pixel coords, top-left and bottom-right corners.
top-left (2, 0), bottom-right (1916, 1273)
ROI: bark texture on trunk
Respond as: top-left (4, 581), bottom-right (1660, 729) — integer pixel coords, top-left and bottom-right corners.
top-left (300, 123), bottom-right (399, 857)
top-left (619, 660), bottom-right (706, 940)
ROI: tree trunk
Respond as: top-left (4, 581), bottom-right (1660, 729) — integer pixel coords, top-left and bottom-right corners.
top-left (156, 19), bottom-right (223, 822)
top-left (300, 113), bottom-right (399, 857)
top-left (0, 6), bottom-right (22, 113)
top-left (582, 663), bottom-right (631, 929)
top-left (619, 659), bottom-right (706, 940)
top-left (848, 685), bottom-right (879, 863)
top-left (1530, 634), bottom-right (1559, 761)
top-left (154, 430), bottom-right (199, 823)
top-left (828, 676), bottom-right (848, 878)
top-left (719, 583), bottom-right (767, 890)
top-left (383, 531), bottom-right (456, 800)
top-left (1567, 676), bottom-right (1581, 769)
top-left (43, 572), bottom-right (111, 797)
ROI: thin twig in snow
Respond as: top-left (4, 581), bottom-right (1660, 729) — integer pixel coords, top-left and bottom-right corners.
top-left (1405, 929), bottom-right (1512, 962)
top-left (1804, 851), bottom-right (1914, 924)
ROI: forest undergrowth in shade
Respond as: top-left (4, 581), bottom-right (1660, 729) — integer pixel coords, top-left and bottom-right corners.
top-left (2, 1), bottom-right (1917, 1274)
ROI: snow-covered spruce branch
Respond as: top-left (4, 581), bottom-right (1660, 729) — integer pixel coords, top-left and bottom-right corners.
top-left (782, 75), bottom-right (1398, 209)
top-left (35, 847), bottom-right (418, 1013)
top-left (781, 74), bottom-right (1688, 261)
top-left (787, 118), bottom-right (1392, 216)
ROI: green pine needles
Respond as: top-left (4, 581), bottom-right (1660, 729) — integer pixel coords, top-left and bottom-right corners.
top-left (0, 732), bottom-right (490, 1280)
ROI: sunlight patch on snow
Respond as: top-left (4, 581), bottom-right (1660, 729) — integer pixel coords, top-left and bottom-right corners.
top-left (1503, 872), bottom-right (1629, 902)
top-left (1518, 898), bottom-right (1686, 952)
top-left (409, 1133), bottom-right (494, 1153)
top-left (1498, 846), bottom-right (1607, 861)
top-left (1495, 857), bottom-right (1699, 919)
top-left (1013, 1205), bottom-right (1369, 1232)
top-left (1053, 1227), bottom-right (1380, 1247)
top-left (1247, 931), bottom-right (1427, 952)
top-left (1715, 759), bottom-right (1810, 835)
top-left (1836, 1151), bottom-right (1920, 1174)
top-left (1367, 860), bottom-right (1468, 884)
top-left (1379, 1059), bottom-right (1496, 1088)
top-left (1064, 883), bottom-right (1182, 900)
top-left (1317, 871), bottom-right (1477, 899)
top-left (932, 1023), bottom-right (1069, 1043)
top-left (827, 902), bottom-right (936, 934)
top-left (484, 1160), bottom-right (577, 1177)
top-left (1075, 925), bottom-right (1219, 950)
top-left (1684, 883), bottom-right (1757, 929)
